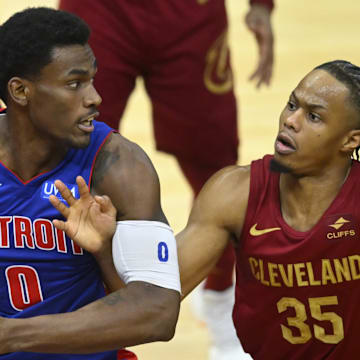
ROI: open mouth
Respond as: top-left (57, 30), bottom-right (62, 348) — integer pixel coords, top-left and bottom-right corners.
top-left (78, 112), bottom-right (99, 133)
top-left (275, 132), bottom-right (296, 154)
top-left (81, 118), bottom-right (94, 126)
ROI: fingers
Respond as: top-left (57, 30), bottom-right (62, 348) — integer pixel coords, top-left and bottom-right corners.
top-left (248, 41), bottom-right (273, 88)
top-left (248, 32), bottom-right (273, 87)
top-left (249, 59), bottom-right (273, 88)
top-left (49, 194), bottom-right (70, 218)
top-left (94, 195), bottom-right (117, 217)
top-left (76, 176), bottom-right (91, 199)
top-left (53, 176), bottom-right (90, 205)
top-left (51, 177), bottom-right (115, 221)
top-left (54, 179), bottom-right (76, 206)
top-left (88, 201), bottom-right (102, 219)
top-left (52, 218), bottom-right (66, 232)
top-left (245, 5), bottom-right (274, 89)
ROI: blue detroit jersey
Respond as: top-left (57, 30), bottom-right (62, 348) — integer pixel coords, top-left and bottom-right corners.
top-left (0, 120), bottom-right (117, 359)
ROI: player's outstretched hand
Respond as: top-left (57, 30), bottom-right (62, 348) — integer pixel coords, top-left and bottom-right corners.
top-left (49, 176), bottom-right (116, 256)
top-left (245, 4), bottom-right (274, 88)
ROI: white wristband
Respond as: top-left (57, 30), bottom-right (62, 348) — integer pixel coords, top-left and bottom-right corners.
top-left (112, 220), bottom-right (181, 293)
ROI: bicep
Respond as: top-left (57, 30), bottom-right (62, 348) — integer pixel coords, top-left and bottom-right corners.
top-left (92, 134), bottom-right (167, 223)
top-left (120, 169), bottom-right (166, 222)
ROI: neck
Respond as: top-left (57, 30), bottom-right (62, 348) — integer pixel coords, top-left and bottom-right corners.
top-left (0, 111), bottom-right (68, 181)
top-left (279, 161), bottom-right (352, 232)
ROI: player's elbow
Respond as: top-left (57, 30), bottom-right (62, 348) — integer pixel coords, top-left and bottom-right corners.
top-left (122, 282), bottom-right (180, 344)
top-left (146, 289), bottom-right (180, 342)
top-left (133, 284), bottom-right (179, 342)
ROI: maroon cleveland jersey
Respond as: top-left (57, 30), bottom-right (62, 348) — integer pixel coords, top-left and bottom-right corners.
top-left (234, 155), bottom-right (360, 359)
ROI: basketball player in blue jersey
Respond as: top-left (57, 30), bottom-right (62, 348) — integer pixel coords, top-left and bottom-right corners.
top-left (0, 7), bottom-right (180, 360)
top-left (3, 60), bottom-right (360, 360)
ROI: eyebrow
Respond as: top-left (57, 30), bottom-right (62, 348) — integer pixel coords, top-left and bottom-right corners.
top-left (67, 69), bottom-right (89, 76)
top-left (67, 59), bottom-right (98, 76)
top-left (291, 91), bottom-right (327, 110)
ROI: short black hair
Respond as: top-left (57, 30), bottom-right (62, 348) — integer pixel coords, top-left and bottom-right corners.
top-left (315, 60), bottom-right (360, 160)
top-left (315, 60), bottom-right (360, 126)
top-left (0, 7), bottom-right (90, 103)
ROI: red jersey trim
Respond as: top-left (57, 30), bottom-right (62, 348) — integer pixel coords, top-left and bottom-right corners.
top-left (88, 129), bottom-right (117, 190)
top-left (117, 349), bottom-right (138, 360)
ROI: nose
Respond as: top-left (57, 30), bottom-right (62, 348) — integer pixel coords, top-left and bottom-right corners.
top-left (283, 108), bottom-right (302, 132)
top-left (83, 83), bottom-right (102, 108)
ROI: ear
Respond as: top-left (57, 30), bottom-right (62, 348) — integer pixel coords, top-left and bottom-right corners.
top-left (341, 129), bottom-right (360, 154)
top-left (7, 77), bottom-right (31, 106)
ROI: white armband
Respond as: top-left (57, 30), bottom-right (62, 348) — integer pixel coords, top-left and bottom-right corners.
top-left (112, 220), bottom-right (181, 293)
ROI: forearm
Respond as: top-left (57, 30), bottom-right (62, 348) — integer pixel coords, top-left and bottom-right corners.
top-left (4, 282), bottom-right (180, 354)
top-left (179, 251), bottom-right (224, 300)
top-left (177, 229), bottom-right (229, 299)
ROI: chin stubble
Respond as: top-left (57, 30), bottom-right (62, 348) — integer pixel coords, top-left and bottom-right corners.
top-left (270, 158), bottom-right (292, 173)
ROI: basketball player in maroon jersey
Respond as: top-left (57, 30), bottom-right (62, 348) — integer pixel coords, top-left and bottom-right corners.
top-left (56, 1), bottom-right (274, 358)
top-left (177, 60), bottom-right (360, 358)
top-left (2, 60), bottom-right (358, 359)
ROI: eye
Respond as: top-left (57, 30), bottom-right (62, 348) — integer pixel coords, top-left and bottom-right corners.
top-left (287, 101), bottom-right (296, 111)
top-left (308, 112), bottom-right (321, 122)
top-left (68, 81), bottom-right (81, 89)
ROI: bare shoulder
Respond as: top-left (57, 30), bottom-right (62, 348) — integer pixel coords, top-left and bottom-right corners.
top-left (191, 164), bottom-right (251, 231)
top-left (93, 132), bottom-right (156, 184)
top-left (92, 132), bottom-right (165, 222)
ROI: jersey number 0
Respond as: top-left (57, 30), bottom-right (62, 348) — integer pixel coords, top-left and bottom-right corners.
top-left (5, 265), bottom-right (43, 311)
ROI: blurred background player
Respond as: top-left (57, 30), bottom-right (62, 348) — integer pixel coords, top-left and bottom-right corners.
top-left (57, 1), bottom-right (275, 358)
